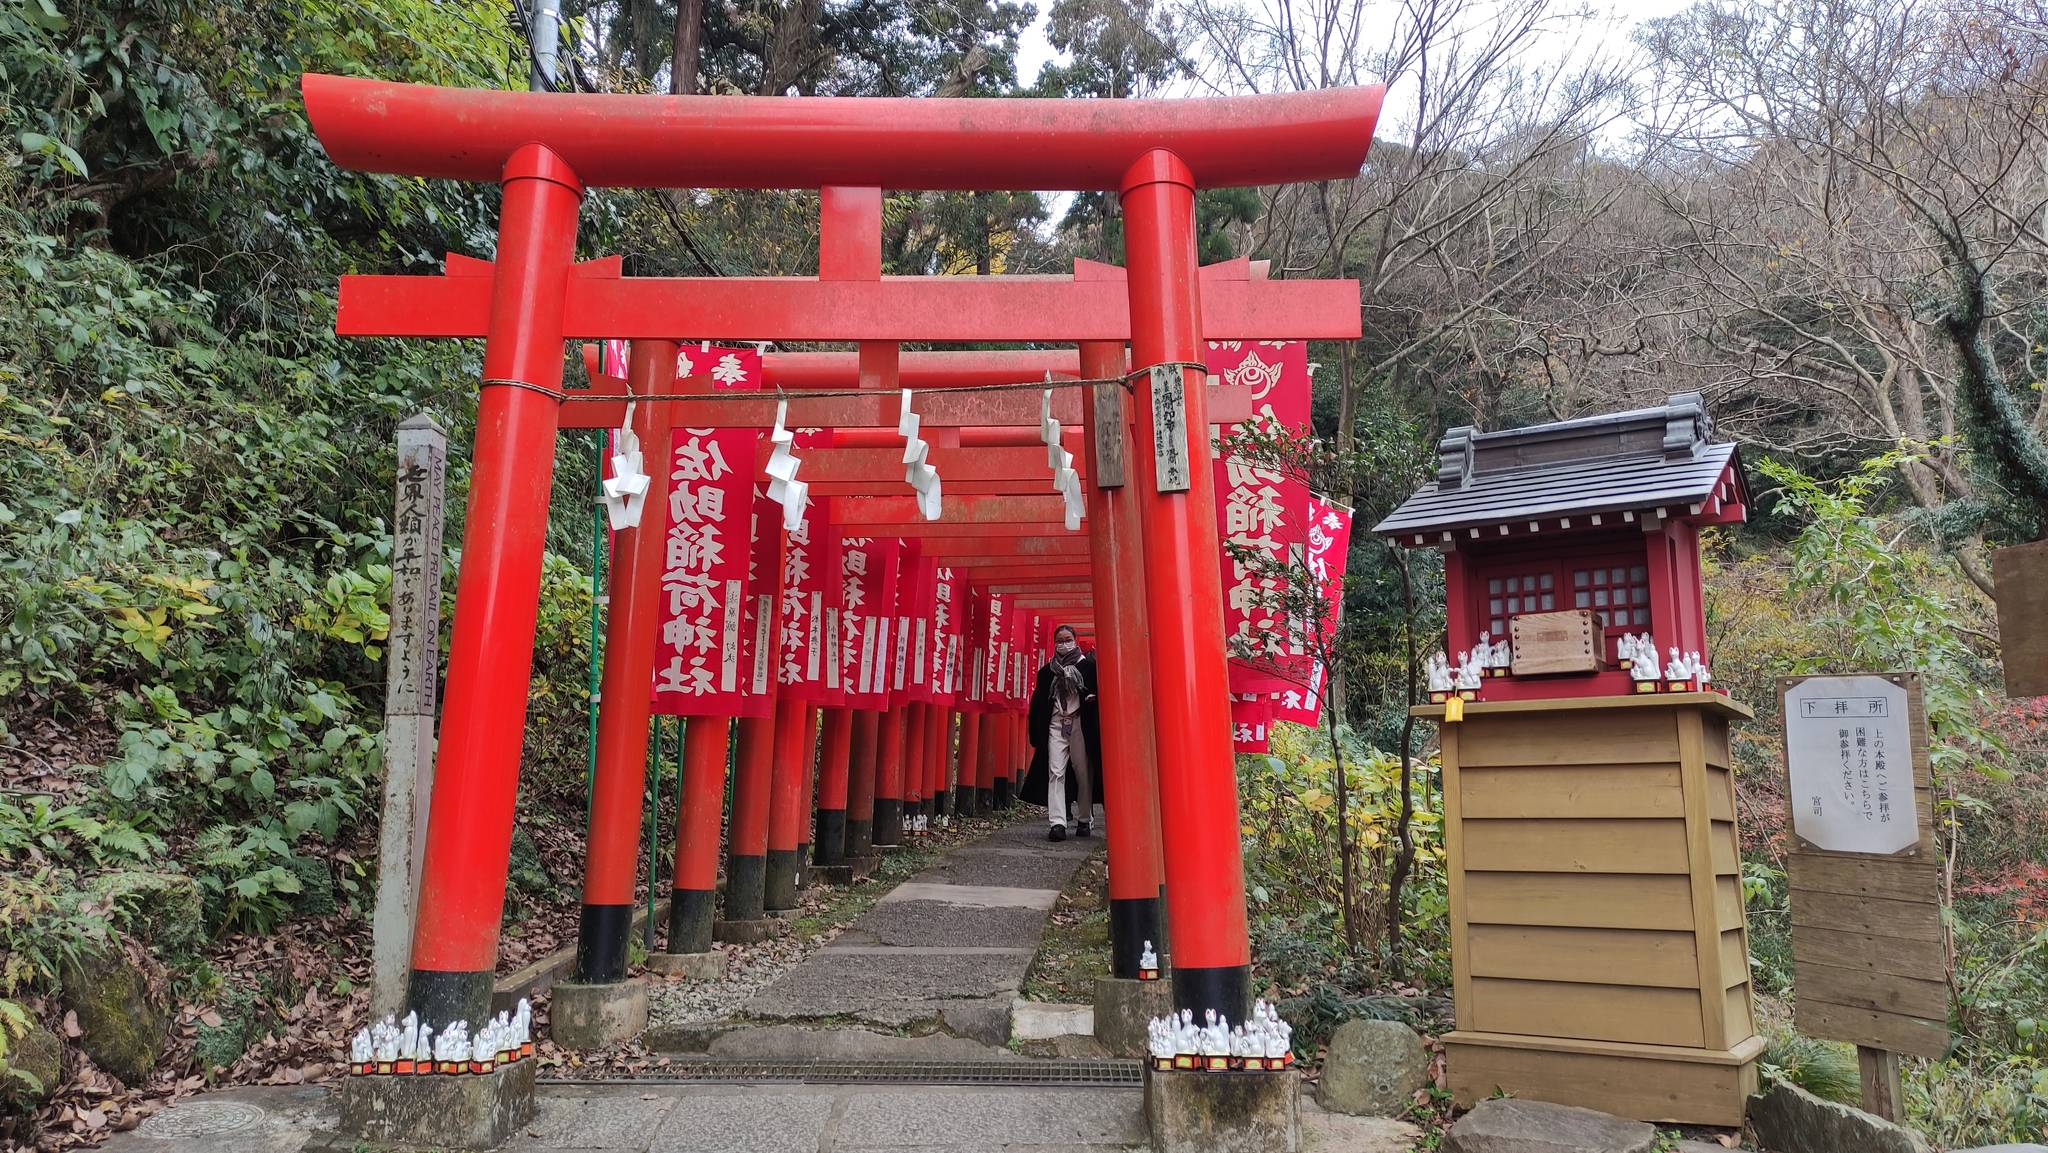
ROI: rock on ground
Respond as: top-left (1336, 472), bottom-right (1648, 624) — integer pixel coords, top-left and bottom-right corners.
top-left (1443, 1098), bottom-right (1657, 1153)
top-left (1747, 1081), bottom-right (1932, 1153)
top-left (1317, 1018), bottom-right (1428, 1117)
top-left (6, 1024), bottom-right (62, 1102)
top-left (1301, 1094), bottom-right (1420, 1153)
top-left (62, 943), bottom-right (169, 1086)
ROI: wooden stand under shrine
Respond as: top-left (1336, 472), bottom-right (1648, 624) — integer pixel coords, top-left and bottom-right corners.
top-left (1379, 395), bottom-right (1760, 1125)
top-left (1417, 692), bottom-right (1761, 1124)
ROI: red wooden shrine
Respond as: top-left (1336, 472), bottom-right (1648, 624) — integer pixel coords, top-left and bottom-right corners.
top-left (1376, 393), bottom-right (1748, 701)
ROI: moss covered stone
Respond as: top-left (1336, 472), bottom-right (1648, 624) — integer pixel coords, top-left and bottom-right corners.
top-left (62, 944), bottom-right (169, 1086)
top-left (87, 871), bottom-right (203, 958)
top-left (4, 1024), bottom-right (62, 1103)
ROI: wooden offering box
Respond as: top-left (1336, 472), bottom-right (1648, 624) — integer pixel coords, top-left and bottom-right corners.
top-left (1417, 692), bottom-right (1763, 1125)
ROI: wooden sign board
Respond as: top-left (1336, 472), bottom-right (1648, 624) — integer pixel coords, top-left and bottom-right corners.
top-left (1509, 610), bottom-right (1599, 675)
top-left (1992, 540), bottom-right (2048, 697)
top-left (1779, 673), bottom-right (1948, 1074)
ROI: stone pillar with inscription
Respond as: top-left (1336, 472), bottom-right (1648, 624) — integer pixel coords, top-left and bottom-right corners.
top-left (373, 414), bottom-right (446, 1018)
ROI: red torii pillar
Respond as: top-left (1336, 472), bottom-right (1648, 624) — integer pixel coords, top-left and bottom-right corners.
top-left (667, 715), bottom-right (730, 954)
top-left (765, 697), bottom-right (809, 909)
top-left (400, 144), bottom-right (580, 1026)
top-left (574, 339), bottom-right (679, 984)
top-left (846, 709), bottom-right (881, 856)
top-left (1124, 149), bottom-right (1250, 1016)
top-left (814, 706), bottom-right (853, 865)
top-left (926, 704), bottom-right (950, 823)
top-left (1079, 340), bottom-right (1169, 978)
top-left (874, 701), bottom-right (906, 847)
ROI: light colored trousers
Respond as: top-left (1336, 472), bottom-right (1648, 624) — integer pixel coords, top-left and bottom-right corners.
top-left (1047, 713), bottom-right (1093, 827)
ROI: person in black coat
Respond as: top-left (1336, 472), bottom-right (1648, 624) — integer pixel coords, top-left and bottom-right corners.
top-left (1020, 624), bottom-right (1103, 841)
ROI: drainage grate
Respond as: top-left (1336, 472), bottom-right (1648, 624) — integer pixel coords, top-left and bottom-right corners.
top-left (545, 1057), bottom-right (1142, 1088)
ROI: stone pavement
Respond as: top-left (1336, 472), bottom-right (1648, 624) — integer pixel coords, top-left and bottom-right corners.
top-left (103, 816), bottom-right (1416, 1152)
top-left (721, 814), bottom-right (1100, 1051)
top-left (111, 1082), bottom-right (1414, 1153)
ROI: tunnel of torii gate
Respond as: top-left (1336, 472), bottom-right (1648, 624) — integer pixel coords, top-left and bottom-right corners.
top-left (303, 72), bottom-right (1383, 1030)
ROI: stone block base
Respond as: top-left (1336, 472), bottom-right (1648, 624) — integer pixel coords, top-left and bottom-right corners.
top-left (714, 918), bottom-right (787, 944)
top-left (1093, 976), bottom-right (1174, 1058)
top-left (645, 950), bottom-right (728, 979)
top-left (339, 1059), bottom-right (536, 1149)
top-left (768, 906), bottom-right (802, 922)
top-left (549, 978), bottom-right (649, 1049)
top-left (815, 857), bottom-right (878, 886)
top-left (1145, 1065), bottom-right (1301, 1153)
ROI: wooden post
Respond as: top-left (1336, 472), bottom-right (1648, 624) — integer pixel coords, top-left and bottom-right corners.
top-left (1859, 1046), bottom-right (1904, 1122)
top-left (373, 414), bottom-right (446, 1017)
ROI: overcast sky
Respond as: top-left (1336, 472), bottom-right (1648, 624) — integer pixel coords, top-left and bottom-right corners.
top-left (1012, 0), bottom-right (1699, 223)
top-left (1011, 0), bottom-right (1699, 96)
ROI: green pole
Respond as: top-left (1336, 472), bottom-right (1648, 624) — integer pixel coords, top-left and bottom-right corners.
top-left (586, 431), bottom-right (606, 806)
top-left (644, 718), bottom-right (665, 952)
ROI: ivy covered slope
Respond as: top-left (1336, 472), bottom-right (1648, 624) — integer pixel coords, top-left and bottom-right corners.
top-left (0, 0), bottom-right (602, 1121)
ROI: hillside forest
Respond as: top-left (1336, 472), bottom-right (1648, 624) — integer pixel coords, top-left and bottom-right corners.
top-left (2, 0), bottom-right (2047, 1148)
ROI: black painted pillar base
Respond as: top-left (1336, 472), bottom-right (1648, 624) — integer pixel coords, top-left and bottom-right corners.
top-left (955, 786), bottom-right (977, 819)
top-left (994, 777), bottom-right (1012, 809)
top-left (725, 853), bottom-right (766, 922)
top-left (1107, 896), bottom-right (1165, 980)
top-left (1170, 964), bottom-right (1250, 1025)
top-left (407, 968), bottom-right (493, 1031)
top-left (873, 798), bottom-right (902, 846)
top-left (666, 887), bottom-right (716, 955)
top-left (933, 789), bottom-right (949, 820)
top-left (814, 809), bottom-right (846, 866)
top-left (845, 818), bottom-right (874, 858)
top-left (764, 848), bottom-right (800, 910)
top-left (574, 902), bottom-right (633, 984)
top-left (977, 787), bottom-right (995, 813)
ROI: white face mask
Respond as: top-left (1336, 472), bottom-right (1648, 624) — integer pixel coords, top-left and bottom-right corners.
top-left (1055, 640), bottom-right (1077, 656)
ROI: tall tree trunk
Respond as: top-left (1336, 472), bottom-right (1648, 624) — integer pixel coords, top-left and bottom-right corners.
top-left (1384, 545), bottom-right (1420, 979)
top-left (670, 0), bottom-right (702, 95)
top-left (1944, 252), bottom-right (2048, 535)
top-left (1326, 695), bottom-right (1361, 955)
top-left (1335, 340), bottom-right (1358, 462)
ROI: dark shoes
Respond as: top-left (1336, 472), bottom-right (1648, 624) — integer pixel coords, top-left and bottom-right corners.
top-left (1075, 823), bottom-right (1092, 838)
top-left (1048, 825), bottom-right (1067, 843)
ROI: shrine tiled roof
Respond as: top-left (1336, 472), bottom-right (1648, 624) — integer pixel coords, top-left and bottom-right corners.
top-left (1373, 393), bottom-right (1745, 540)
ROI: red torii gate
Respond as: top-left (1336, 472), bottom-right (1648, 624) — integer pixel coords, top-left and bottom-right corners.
top-left (306, 73), bottom-right (1381, 1027)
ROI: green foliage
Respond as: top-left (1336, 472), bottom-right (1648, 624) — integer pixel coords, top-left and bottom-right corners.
top-left (190, 823), bottom-right (302, 934)
top-left (0, 870), bottom-right (111, 997)
top-left (0, 0), bottom-right (616, 1042)
top-left (1911, 1055), bottom-right (2048, 1148)
top-left (1240, 723), bottom-right (1446, 982)
top-left (1760, 1030), bottom-right (1862, 1104)
top-left (1758, 450), bottom-right (2005, 786)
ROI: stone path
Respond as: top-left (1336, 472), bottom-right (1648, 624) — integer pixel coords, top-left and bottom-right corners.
top-left (111, 1079), bottom-right (1413, 1153)
top-left (100, 815), bottom-right (1419, 1153)
top-left (721, 816), bottom-right (1097, 1051)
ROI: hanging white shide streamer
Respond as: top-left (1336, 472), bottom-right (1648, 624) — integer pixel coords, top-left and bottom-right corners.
top-left (900, 389), bottom-right (942, 520)
top-left (765, 399), bottom-right (809, 531)
top-left (601, 396), bottom-right (651, 530)
top-left (1042, 383), bottom-right (1084, 531)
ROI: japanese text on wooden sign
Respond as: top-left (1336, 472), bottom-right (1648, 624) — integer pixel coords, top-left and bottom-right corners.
top-left (1784, 675), bottom-right (1919, 855)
